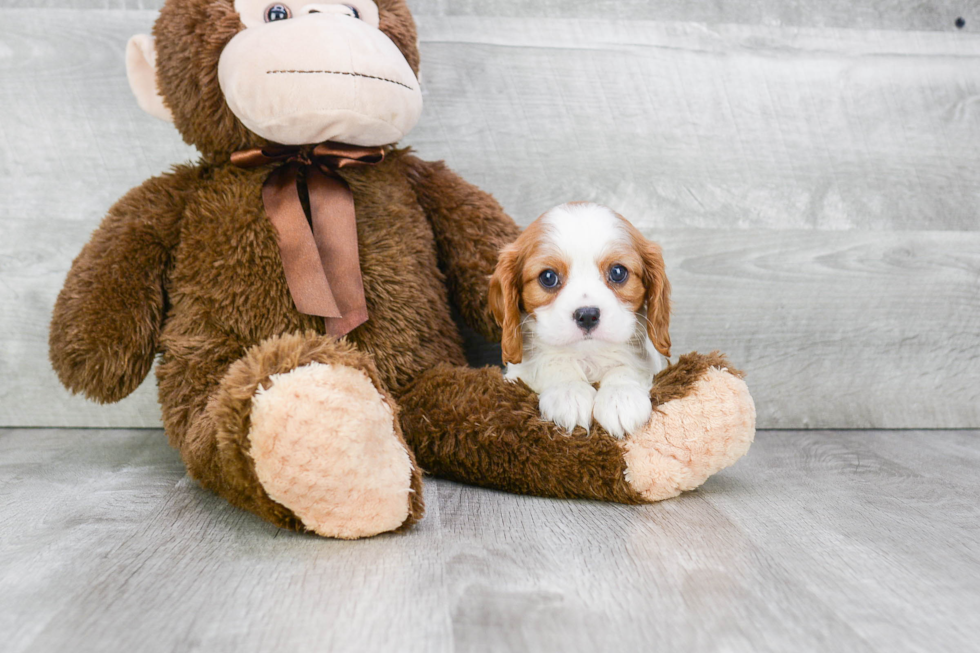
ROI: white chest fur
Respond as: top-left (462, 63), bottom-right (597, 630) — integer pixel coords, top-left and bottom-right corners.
top-left (503, 321), bottom-right (665, 394)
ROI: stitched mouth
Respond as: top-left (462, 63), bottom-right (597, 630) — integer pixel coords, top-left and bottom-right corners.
top-left (266, 70), bottom-right (414, 91)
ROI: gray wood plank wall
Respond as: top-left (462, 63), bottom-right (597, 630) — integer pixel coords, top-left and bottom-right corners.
top-left (1, 3), bottom-right (978, 428)
top-left (12, 0), bottom-right (979, 33)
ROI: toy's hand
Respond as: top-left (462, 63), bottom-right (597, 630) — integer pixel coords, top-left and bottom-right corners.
top-left (539, 382), bottom-right (597, 433)
top-left (49, 170), bottom-right (190, 403)
top-left (593, 381), bottom-right (653, 439)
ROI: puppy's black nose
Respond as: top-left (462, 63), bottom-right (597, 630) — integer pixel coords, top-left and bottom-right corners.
top-left (573, 307), bottom-right (601, 332)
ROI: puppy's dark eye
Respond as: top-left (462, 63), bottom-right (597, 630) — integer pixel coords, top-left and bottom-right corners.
top-left (538, 269), bottom-right (560, 289)
top-left (264, 3), bottom-right (291, 22)
top-left (608, 264), bottom-right (629, 284)
top-left (346, 5), bottom-right (361, 18)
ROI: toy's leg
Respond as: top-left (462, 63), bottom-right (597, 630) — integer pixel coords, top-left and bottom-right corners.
top-left (397, 352), bottom-right (754, 503)
top-left (158, 331), bottom-right (424, 538)
top-left (623, 352), bottom-right (755, 500)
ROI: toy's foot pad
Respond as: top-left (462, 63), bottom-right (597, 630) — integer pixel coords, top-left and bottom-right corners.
top-left (248, 362), bottom-right (414, 539)
top-left (623, 367), bottom-right (756, 501)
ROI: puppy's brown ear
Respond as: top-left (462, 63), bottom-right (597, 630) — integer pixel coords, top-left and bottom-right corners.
top-left (638, 237), bottom-right (672, 358)
top-left (488, 244), bottom-right (524, 364)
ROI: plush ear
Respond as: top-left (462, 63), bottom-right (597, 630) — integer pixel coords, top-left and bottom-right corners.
top-left (639, 238), bottom-right (672, 358)
top-left (488, 245), bottom-right (524, 365)
top-left (125, 34), bottom-right (174, 122)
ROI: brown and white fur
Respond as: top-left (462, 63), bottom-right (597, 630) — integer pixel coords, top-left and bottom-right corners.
top-left (489, 203), bottom-right (672, 438)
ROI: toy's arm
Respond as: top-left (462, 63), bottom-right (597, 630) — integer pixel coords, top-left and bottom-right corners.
top-left (49, 166), bottom-right (197, 403)
top-left (403, 155), bottom-right (521, 341)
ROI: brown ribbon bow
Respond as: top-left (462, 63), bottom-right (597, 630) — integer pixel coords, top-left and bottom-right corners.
top-left (231, 142), bottom-right (385, 337)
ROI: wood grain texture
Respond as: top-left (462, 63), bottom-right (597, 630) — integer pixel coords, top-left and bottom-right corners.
top-left (1, 10), bottom-right (979, 428)
top-left (11, 0), bottom-right (979, 34)
top-left (662, 229), bottom-right (980, 429)
top-left (411, 2), bottom-right (976, 35)
top-left (411, 17), bottom-right (980, 231)
top-left (2, 427), bottom-right (979, 653)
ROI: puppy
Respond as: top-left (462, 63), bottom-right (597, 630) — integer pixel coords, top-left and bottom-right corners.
top-left (489, 202), bottom-right (671, 438)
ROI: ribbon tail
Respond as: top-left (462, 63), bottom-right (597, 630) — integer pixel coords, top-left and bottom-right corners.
top-left (263, 164), bottom-right (342, 319)
top-left (306, 167), bottom-right (369, 337)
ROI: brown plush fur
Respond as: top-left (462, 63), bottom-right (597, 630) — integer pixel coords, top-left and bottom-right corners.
top-left (652, 351), bottom-right (743, 406)
top-left (399, 365), bottom-right (646, 503)
top-left (50, 0), bottom-right (753, 536)
top-left (49, 166), bottom-right (200, 403)
top-left (405, 156), bottom-right (520, 341)
top-left (398, 351), bottom-right (731, 503)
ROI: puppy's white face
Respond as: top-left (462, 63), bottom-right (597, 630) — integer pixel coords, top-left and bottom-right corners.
top-left (526, 204), bottom-right (642, 348)
top-left (489, 202), bottom-right (671, 367)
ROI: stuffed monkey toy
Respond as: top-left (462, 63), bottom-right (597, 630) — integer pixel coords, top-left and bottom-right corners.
top-left (49, 0), bottom-right (755, 539)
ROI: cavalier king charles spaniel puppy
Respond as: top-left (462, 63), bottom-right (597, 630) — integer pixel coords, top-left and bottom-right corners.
top-left (489, 202), bottom-right (671, 438)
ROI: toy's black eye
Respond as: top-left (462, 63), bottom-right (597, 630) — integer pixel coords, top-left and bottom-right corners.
top-left (608, 264), bottom-right (629, 284)
top-left (264, 4), bottom-right (291, 22)
top-left (538, 269), bottom-right (561, 289)
top-left (346, 5), bottom-right (361, 18)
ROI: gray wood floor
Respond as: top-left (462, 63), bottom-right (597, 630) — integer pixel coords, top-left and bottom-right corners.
top-left (2, 427), bottom-right (978, 653)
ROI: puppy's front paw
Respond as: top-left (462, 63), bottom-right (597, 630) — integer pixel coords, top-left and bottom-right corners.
top-left (539, 382), bottom-right (597, 433)
top-left (593, 383), bottom-right (653, 439)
